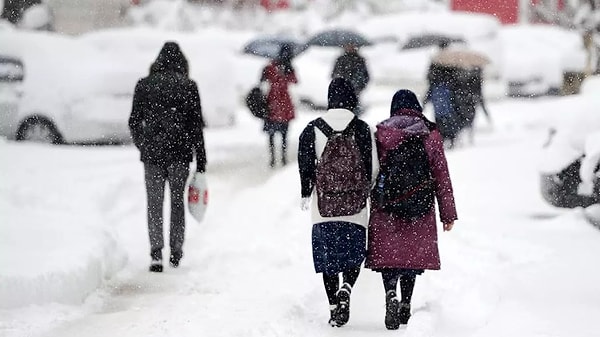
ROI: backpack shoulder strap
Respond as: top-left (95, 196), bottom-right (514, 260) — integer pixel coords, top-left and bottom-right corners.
top-left (313, 117), bottom-right (336, 138)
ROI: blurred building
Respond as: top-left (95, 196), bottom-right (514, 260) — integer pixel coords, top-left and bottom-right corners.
top-left (451, 0), bottom-right (577, 25)
top-left (1, 0), bottom-right (131, 34)
top-left (47, 0), bottom-right (131, 34)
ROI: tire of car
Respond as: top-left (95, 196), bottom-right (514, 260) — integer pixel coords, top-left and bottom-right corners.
top-left (16, 116), bottom-right (63, 144)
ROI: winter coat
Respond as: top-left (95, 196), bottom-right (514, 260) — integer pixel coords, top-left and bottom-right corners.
top-left (298, 108), bottom-right (379, 228)
top-left (261, 61), bottom-right (298, 123)
top-left (129, 42), bottom-right (207, 170)
top-left (366, 108), bottom-right (457, 270)
top-left (331, 51), bottom-right (370, 94)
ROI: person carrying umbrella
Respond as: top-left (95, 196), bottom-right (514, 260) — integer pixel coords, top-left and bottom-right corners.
top-left (331, 43), bottom-right (370, 116)
top-left (260, 42), bottom-right (298, 168)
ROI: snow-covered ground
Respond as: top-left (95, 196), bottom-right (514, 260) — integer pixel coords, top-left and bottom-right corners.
top-left (2, 90), bottom-right (600, 336)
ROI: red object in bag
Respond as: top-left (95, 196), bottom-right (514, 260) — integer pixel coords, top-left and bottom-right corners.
top-left (187, 172), bottom-right (208, 223)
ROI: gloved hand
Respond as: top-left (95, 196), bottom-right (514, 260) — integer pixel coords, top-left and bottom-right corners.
top-left (300, 197), bottom-right (311, 211)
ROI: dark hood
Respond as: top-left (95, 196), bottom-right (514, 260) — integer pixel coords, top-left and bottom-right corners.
top-left (151, 41), bottom-right (189, 76)
top-left (376, 114), bottom-right (431, 153)
top-left (327, 77), bottom-right (358, 111)
top-left (390, 89), bottom-right (423, 114)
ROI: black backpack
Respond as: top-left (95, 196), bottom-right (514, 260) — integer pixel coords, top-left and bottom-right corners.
top-left (245, 86), bottom-right (268, 119)
top-left (314, 117), bottom-right (371, 217)
top-left (371, 136), bottom-right (434, 218)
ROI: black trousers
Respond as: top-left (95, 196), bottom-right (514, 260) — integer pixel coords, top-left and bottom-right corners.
top-left (144, 162), bottom-right (189, 259)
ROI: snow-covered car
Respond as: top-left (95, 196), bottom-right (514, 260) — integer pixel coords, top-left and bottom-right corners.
top-left (499, 25), bottom-right (588, 97)
top-left (539, 77), bottom-right (600, 209)
top-left (0, 30), bottom-right (138, 144)
top-left (80, 28), bottom-right (243, 128)
top-left (0, 29), bottom-right (240, 144)
top-left (355, 11), bottom-right (506, 100)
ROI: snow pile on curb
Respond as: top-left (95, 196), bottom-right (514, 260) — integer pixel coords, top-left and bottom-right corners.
top-left (0, 144), bottom-right (127, 309)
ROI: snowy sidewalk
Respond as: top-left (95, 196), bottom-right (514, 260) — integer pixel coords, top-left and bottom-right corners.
top-left (2, 99), bottom-right (600, 337)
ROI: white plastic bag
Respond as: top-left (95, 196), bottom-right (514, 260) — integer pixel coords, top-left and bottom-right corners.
top-left (187, 172), bottom-right (208, 223)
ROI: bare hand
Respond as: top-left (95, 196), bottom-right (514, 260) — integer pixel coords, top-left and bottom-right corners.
top-left (443, 221), bottom-right (454, 232)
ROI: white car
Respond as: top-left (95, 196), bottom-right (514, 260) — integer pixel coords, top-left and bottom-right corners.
top-left (80, 28), bottom-right (245, 128)
top-left (355, 11), bottom-right (507, 100)
top-left (0, 30), bottom-right (137, 144)
top-left (538, 76), bottom-right (600, 208)
top-left (0, 29), bottom-right (239, 144)
top-left (499, 25), bottom-right (588, 97)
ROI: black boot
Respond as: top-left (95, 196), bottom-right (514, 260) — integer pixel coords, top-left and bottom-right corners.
top-left (328, 304), bottom-right (338, 327)
top-left (334, 283), bottom-right (352, 327)
top-left (385, 290), bottom-right (401, 330)
top-left (169, 251), bottom-right (182, 268)
top-left (149, 250), bottom-right (163, 273)
top-left (398, 303), bottom-right (411, 325)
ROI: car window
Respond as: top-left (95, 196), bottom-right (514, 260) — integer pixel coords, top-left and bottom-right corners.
top-left (0, 57), bottom-right (24, 82)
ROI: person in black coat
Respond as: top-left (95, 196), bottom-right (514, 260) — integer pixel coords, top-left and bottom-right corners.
top-left (129, 41), bottom-right (207, 272)
top-left (453, 67), bottom-right (491, 144)
top-left (331, 43), bottom-right (370, 115)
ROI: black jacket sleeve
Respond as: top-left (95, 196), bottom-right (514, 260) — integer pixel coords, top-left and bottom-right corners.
top-left (354, 119), bottom-right (373, 183)
top-left (298, 123), bottom-right (317, 198)
top-left (355, 56), bottom-right (370, 92)
top-left (188, 81), bottom-right (207, 172)
top-left (129, 80), bottom-right (146, 150)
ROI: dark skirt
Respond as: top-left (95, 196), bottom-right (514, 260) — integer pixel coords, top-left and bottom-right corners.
top-left (263, 120), bottom-right (289, 134)
top-left (312, 221), bottom-right (366, 274)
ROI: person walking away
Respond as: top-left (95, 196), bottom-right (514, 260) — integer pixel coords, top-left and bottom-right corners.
top-left (453, 67), bottom-right (491, 144)
top-left (261, 42), bottom-right (298, 168)
top-left (423, 63), bottom-right (459, 149)
top-left (297, 78), bottom-right (378, 327)
top-left (366, 90), bottom-right (457, 329)
top-left (129, 41), bottom-right (207, 273)
top-left (331, 43), bottom-right (370, 115)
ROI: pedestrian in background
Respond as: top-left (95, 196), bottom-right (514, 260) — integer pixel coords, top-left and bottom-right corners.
top-left (261, 42), bottom-right (298, 168)
top-left (331, 43), bottom-right (370, 115)
top-left (423, 63), bottom-right (459, 148)
top-left (129, 41), bottom-right (207, 272)
top-left (298, 78), bottom-right (378, 327)
top-left (367, 89), bottom-right (457, 329)
top-left (454, 66), bottom-right (492, 144)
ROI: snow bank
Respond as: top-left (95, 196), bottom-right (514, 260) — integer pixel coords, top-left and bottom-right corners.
top-left (0, 144), bottom-right (127, 309)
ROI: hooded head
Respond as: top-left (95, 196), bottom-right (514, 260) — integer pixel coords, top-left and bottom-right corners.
top-left (390, 89), bottom-right (423, 116)
top-left (375, 89), bottom-right (432, 157)
top-left (278, 42), bottom-right (294, 63)
top-left (327, 77), bottom-right (358, 111)
top-left (151, 41), bottom-right (189, 76)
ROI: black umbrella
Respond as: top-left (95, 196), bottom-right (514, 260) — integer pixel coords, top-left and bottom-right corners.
top-left (242, 37), bottom-right (307, 59)
top-left (401, 34), bottom-right (465, 50)
top-left (306, 29), bottom-right (372, 48)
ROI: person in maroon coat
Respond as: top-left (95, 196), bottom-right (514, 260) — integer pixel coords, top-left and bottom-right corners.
top-left (260, 43), bottom-right (298, 168)
top-left (366, 89), bottom-right (457, 329)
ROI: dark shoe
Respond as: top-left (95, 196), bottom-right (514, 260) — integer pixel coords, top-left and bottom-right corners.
top-left (149, 259), bottom-right (163, 273)
top-left (398, 303), bottom-right (411, 325)
top-left (169, 251), bottom-right (182, 268)
top-left (385, 291), bottom-right (401, 330)
top-left (328, 305), bottom-right (338, 327)
top-left (149, 250), bottom-right (163, 272)
top-left (334, 283), bottom-right (352, 327)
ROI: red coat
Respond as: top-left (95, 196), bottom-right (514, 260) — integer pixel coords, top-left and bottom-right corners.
top-left (366, 111), bottom-right (457, 270)
top-left (262, 62), bottom-right (297, 123)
